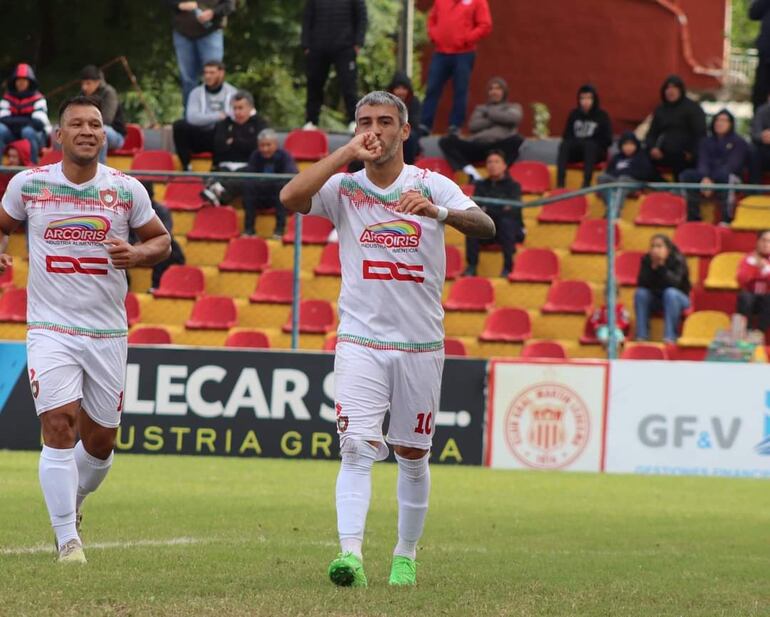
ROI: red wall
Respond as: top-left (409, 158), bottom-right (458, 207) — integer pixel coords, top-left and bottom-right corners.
top-left (417, 0), bottom-right (727, 136)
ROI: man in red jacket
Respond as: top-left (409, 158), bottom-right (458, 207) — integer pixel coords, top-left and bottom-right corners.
top-left (419, 0), bottom-right (492, 136)
top-left (737, 229), bottom-right (770, 331)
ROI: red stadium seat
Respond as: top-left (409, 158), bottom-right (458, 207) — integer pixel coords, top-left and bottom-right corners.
top-left (542, 280), bottom-right (593, 314)
top-left (692, 288), bottom-right (737, 315)
top-left (509, 161), bottom-right (551, 194)
top-left (521, 340), bottom-right (567, 359)
top-left (282, 299), bottom-right (335, 334)
top-left (191, 152), bottom-right (213, 160)
top-left (186, 295), bottom-right (238, 329)
top-left (444, 337), bottom-right (468, 356)
top-left (578, 317), bottom-right (599, 345)
top-left (415, 157), bottom-right (454, 178)
top-left (38, 149), bottom-right (62, 166)
top-left (187, 206), bottom-right (239, 241)
top-left (153, 265), bottom-right (205, 299)
top-left (314, 242), bottom-right (341, 276)
top-left (110, 124), bottom-right (144, 156)
top-left (225, 329), bottom-right (271, 349)
top-left (219, 237), bottom-right (269, 272)
top-left (283, 215), bottom-right (334, 244)
top-left (162, 178), bottom-right (207, 211)
top-left (508, 248), bottom-right (559, 283)
top-left (284, 129), bottom-right (329, 161)
top-left (634, 192), bottom-right (686, 226)
top-left (128, 326), bottom-right (172, 345)
top-left (0, 287), bottom-right (26, 322)
top-left (621, 344), bottom-right (669, 360)
top-left (717, 227), bottom-right (756, 253)
top-left (0, 264), bottom-right (13, 289)
top-left (570, 219), bottom-right (620, 254)
top-left (130, 149), bottom-right (175, 177)
top-left (249, 269), bottom-right (294, 304)
top-left (615, 251), bottom-right (644, 286)
top-left (445, 245), bottom-right (464, 280)
top-left (443, 276), bottom-right (495, 311)
top-left (537, 189), bottom-right (588, 223)
top-left (479, 307), bottom-right (531, 342)
top-left (674, 222), bottom-right (720, 257)
top-left (323, 334), bottom-right (338, 352)
top-left (125, 291), bottom-right (140, 326)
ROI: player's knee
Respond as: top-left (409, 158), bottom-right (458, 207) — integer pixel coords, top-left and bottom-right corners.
top-left (393, 445), bottom-right (429, 460)
top-left (340, 438), bottom-right (379, 470)
top-left (83, 438), bottom-right (114, 461)
top-left (41, 411), bottom-right (77, 447)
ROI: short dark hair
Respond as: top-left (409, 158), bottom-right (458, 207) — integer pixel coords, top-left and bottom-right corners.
top-left (203, 60), bottom-right (225, 71)
top-left (757, 229), bottom-right (770, 239)
top-left (486, 149), bottom-right (507, 162)
top-left (232, 90), bottom-right (254, 108)
top-left (58, 95), bottom-right (102, 122)
top-left (80, 65), bottom-right (101, 81)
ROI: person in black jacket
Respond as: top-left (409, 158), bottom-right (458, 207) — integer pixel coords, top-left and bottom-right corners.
top-left (464, 150), bottom-right (524, 278)
top-left (556, 84), bottom-right (612, 188)
top-left (596, 132), bottom-right (655, 215)
top-left (388, 71), bottom-right (422, 164)
top-left (302, 0), bottom-right (367, 132)
top-left (79, 65), bottom-right (126, 163)
top-left (751, 0), bottom-right (770, 111)
top-left (644, 75), bottom-right (707, 181)
top-left (634, 234), bottom-right (691, 343)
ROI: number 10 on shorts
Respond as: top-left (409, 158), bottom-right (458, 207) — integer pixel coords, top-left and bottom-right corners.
top-left (414, 412), bottom-right (433, 435)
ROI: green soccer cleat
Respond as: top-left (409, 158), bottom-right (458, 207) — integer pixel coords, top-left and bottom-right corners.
top-left (328, 552), bottom-right (367, 588)
top-left (388, 555), bottom-right (417, 586)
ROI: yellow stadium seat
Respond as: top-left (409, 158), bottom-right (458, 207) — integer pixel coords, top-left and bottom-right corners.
top-left (704, 252), bottom-right (744, 290)
top-left (732, 197), bottom-right (770, 230)
top-left (677, 310), bottom-right (731, 347)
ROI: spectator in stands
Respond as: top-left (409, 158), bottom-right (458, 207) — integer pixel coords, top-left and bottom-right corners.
top-left (555, 84), bottom-right (612, 189)
top-left (241, 129), bottom-right (298, 239)
top-left (167, 0), bottom-right (236, 106)
top-left (388, 71), bottom-right (421, 164)
top-left (439, 77), bottom-right (523, 181)
top-left (736, 229), bottom-right (770, 332)
top-left (173, 61), bottom-right (237, 171)
top-left (751, 0), bottom-right (770, 111)
top-left (302, 0), bottom-right (367, 133)
top-left (1, 140), bottom-right (32, 197)
top-left (645, 75), bottom-right (707, 181)
top-left (749, 92), bottom-right (770, 183)
top-left (201, 91), bottom-right (268, 206)
top-left (463, 150), bottom-right (524, 278)
top-left (589, 284), bottom-right (630, 348)
top-left (79, 65), bottom-right (126, 163)
top-left (0, 63), bottom-right (52, 164)
top-left (596, 132), bottom-right (655, 215)
top-left (419, 0), bottom-right (492, 136)
top-left (680, 109), bottom-right (749, 223)
top-left (634, 234), bottom-right (691, 343)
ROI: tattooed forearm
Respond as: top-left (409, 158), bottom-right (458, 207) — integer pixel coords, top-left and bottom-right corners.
top-left (445, 206), bottom-right (496, 239)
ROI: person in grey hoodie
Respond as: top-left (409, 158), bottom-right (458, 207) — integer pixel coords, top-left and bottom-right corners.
top-left (172, 60), bottom-right (237, 170)
top-left (438, 77), bottom-right (523, 181)
top-left (79, 65), bottom-right (126, 163)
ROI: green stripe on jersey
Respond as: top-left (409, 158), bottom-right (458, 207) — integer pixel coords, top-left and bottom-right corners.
top-left (337, 333), bottom-right (443, 353)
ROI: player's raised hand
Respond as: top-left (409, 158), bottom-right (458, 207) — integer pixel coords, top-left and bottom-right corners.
top-left (103, 238), bottom-right (142, 270)
top-left (395, 191), bottom-right (439, 218)
top-left (346, 132), bottom-right (383, 162)
top-left (0, 254), bottom-right (12, 274)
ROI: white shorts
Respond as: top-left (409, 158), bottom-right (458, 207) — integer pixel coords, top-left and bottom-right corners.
top-left (27, 329), bottom-right (128, 428)
top-left (333, 341), bottom-right (444, 460)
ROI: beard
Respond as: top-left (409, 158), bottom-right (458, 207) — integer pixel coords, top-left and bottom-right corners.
top-left (372, 135), bottom-right (402, 166)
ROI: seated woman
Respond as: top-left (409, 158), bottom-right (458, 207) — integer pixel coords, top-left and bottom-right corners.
top-left (634, 234), bottom-right (691, 343)
top-left (737, 229), bottom-right (770, 332)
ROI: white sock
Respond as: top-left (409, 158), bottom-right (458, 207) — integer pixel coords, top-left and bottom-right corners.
top-left (394, 452), bottom-right (431, 560)
top-left (74, 441), bottom-right (113, 510)
top-left (463, 164), bottom-right (481, 180)
top-left (39, 445), bottom-right (79, 547)
top-left (336, 440), bottom-right (378, 560)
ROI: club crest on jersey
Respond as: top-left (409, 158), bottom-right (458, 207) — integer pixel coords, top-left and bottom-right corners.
top-left (99, 188), bottom-right (118, 208)
top-left (44, 215), bottom-right (110, 244)
top-left (359, 219), bottom-right (421, 252)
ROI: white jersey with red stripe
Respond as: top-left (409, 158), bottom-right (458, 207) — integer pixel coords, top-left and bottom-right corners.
top-left (1, 163), bottom-right (154, 338)
top-left (310, 164), bottom-right (475, 351)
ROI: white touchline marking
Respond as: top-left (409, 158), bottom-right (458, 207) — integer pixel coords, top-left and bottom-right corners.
top-left (0, 536), bottom-right (209, 556)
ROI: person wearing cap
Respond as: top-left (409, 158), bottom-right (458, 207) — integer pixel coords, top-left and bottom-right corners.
top-left (0, 63), bottom-right (52, 164)
top-left (79, 65), bottom-right (126, 163)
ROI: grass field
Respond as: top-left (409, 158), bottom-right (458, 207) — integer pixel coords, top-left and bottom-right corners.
top-left (1, 451), bottom-right (768, 617)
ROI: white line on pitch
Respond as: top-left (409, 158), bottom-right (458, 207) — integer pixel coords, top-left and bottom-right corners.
top-left (0, 536), bottom-right (214, 556)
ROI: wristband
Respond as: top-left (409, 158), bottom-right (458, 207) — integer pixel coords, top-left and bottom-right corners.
top-left (435, 206), bottom-right (449, 222)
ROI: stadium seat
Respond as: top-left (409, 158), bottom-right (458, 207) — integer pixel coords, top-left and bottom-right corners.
top-left (479, 307), bottom-right (531, 342)
top-left (283, 214), bottom-right (334, 244)
top-left (323, 334), bottom-right (338, 351)
top-left (537, 189), bottom-right (588, 223)
top-left (153, 265), bottom-right (205, 299)
top-left (110, 124), bottom-right (144, 156)
top-left (249, 269), bottom-right (294, 304)
top-left (634, 192), bottom-right (686, 226)
top-left (674, 222), bottom-right (720, 257)
top-left (38, 149), bottom-right (62, 166)
top-left (284, 128), bottom-right (328, 161)
top-left (692, 288), bottom-right (737, 315)
top-left (0, 287), bottom-right (26, 322)
top-left (186, 295), bottom-right (238, 329)
top-left (508, 248), bottom-right (559, 283)
top-left (717, 227), bottom-right (756, 253)
top-left (542, 280), bottom-right (593, 314)
top-left (225, 329), bottom-right (271, 349)
top-left (444, 337), bottom-right (468, 356)
top-left (187, 206), bottom-right (239, 241)
top-left (128, 326), bottom-right (172, 345)
top-left (219, 236), bottom-right (270, 272)
top-left (521, 340), bottom-right (568, 359)
top-left (443, 276), bottom-right (495, 311)
top-left (615, 251), bottom-right (644, 286)
top-left (282, 299), bottom-right (335, 333)
top-left (677, 310), bottom-right (731, 347)
top-left (570, 219), bottom-right (620, 254)
top-left (130, 149), bottom-right (175, 177)
top-left (445, 245), bottom-right (464, 280)
top-left (125, 291), bottom-right (140, 326)
top-left (162, 178), bottom-right (207, 211)
top-left (703, 252), bottom-right (744, 290)
top-left (314, 242), bottom-right (341, 276)
top-left (621, 344), bottom-right (669, 360)
top-left (414, 157), bottom-right (454, 178)
top-left (509, 161), bottom-right (551, 194)
top-left (0, 264), bottom-right (13, 289)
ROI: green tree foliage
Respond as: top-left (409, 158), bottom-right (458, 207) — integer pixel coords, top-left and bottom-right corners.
top-left (733, 0), bottom-right (760, 51)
